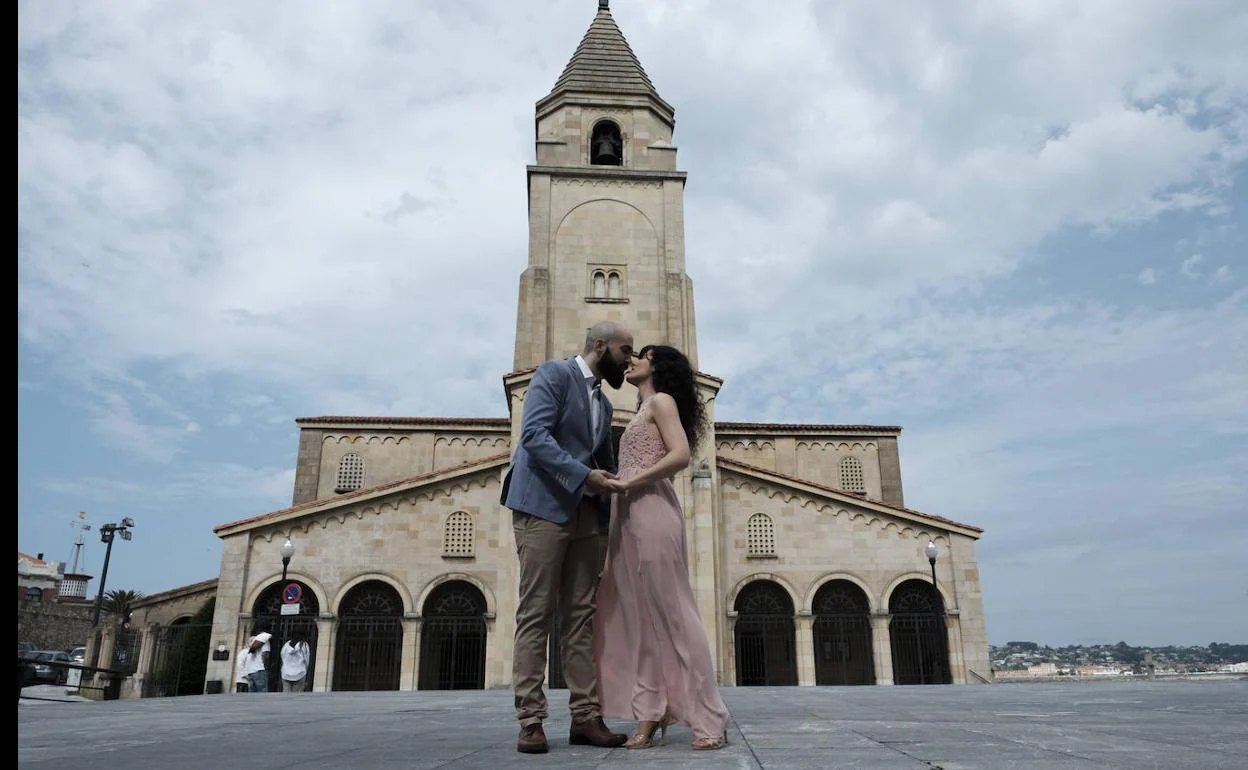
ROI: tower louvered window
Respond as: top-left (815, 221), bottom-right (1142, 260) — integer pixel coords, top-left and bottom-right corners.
top-left (746, 513), bottom-right (776, 557)
top-left (335, 453), bottom-right (365, 493)
top-left (840, 456), bottom-right (865, 494)
top-left (443, 511), bottom-right (475, 558)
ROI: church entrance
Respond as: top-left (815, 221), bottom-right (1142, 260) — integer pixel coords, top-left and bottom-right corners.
top-left (332, 581), bottom-right (403, 691)
top-left (418, 581), bottom-right (487, 690)
top-left (888, 579), bottom-right (951, 684)
top-left (251, 580), bottom-right (320, 691)
top-left (733, 580), bottom-right (797, 686)
top-left (812, 580), bottom-right (875, 685)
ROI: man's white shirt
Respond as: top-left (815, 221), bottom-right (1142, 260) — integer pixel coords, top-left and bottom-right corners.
top-left (281, 641), bottom-right (310, 680)
top-left (574, 355), bottom-right (601, 437)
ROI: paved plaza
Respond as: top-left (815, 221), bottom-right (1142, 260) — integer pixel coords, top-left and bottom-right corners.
top-left (18, 679), bottom-right (1247, 769)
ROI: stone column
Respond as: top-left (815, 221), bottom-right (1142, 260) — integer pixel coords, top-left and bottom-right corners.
top-left (795, 612), bottom-right (816, 686)
top-left (944, 611), bottom-right (966, 684)
top-left (871, 613), bottom-right (894, 685)
top-left (85, 625), bottom-right (118, 699)
top-left (402, 614), bottom-right (422, 691)
top-left (312, 614), bottom-right (334, 692)
top-left (690, 460), bottom-right (719, 670)
top-left (127, 623), bottom-right (159, 699)
top-left (723, 612), bottom-right (738, 686)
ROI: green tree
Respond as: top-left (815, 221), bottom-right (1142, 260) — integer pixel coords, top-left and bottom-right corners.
top-left (102, 589), bottom-right (145, 621)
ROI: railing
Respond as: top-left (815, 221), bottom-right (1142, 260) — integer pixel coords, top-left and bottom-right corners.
top-left (18, 656), bottom-right (125, 702)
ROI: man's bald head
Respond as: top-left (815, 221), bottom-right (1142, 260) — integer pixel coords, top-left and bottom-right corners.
top-left (582, 321), bottom-right (635, 389)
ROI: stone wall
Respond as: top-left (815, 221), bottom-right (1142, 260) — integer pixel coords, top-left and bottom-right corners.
top-left (17, 600), bottom-right (108, 652)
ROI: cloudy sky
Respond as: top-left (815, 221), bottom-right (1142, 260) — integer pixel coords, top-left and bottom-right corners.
top-left (19, 0), bottom-right (1247, 647)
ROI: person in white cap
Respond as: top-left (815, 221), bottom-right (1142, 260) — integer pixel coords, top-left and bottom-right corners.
top-left (237, 632), bottom-right (271, 693)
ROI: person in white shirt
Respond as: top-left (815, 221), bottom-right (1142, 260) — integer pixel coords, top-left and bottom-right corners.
top-left (236, 632), bottom-right (271, 693)
top-left (280, 635), bottom-right (311, 693)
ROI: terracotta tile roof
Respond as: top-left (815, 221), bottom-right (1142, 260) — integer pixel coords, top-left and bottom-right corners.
top-left (130, 578), bottom-right (219, 607)
top-left (214, 452), bottom-right (511, 534)
top-left (17, 551), bottom-right (48, 565)
top-left (717, 456), bottom-right (982, 535)
top-left (295, 416), bottom-right (510, 427)
top-left (715, 422), bottom-right (902, 433)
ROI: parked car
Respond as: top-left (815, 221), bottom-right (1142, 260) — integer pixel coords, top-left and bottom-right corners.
top-left (18, 642), bottom-right (36, 654)
top-left (30, 651), bottom-right (72, 684)
top-left (68, 646), bottom-right (86, 665)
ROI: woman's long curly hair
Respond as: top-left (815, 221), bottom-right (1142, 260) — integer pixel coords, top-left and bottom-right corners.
top-left (638, 344), bottom-right (707, 449)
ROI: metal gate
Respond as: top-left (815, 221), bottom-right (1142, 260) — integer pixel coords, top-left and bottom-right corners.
top-left (332, 582), bottom-right (403, 691)
top-left (733, 581), bottom-right (797, 686)
top-left (251, 580), bottom-right (320, 690)
top-left (145, 622), bottom-right (213, 697)
top-left (418, 581), bottom-right (486, 690)
top-left (888, 580), bottom-right (950, 685)
top-left (813, 581), bottom-right (875, 685)
top-left (112, 628), bottom-right (142, 675)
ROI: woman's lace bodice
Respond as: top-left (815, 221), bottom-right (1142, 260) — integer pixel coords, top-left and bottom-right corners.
top-left (618, 398), bottom-right (668, 477)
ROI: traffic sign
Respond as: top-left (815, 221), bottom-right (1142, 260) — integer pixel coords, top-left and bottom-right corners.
top-left (283, 583), bottom-right (302, 604)
top-left (280, 604), bottom-right (299, 616)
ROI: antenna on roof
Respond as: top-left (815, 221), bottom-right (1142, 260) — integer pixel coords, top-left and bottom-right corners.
top-left (68, 511), bottom-right (93, 573)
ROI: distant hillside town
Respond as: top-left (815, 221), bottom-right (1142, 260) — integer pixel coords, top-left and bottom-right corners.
top-left (991, 641), bottom-right (1248, 680)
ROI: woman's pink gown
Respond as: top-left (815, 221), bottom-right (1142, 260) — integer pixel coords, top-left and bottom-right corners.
top-left (594, 398), bottom-right (730, 741)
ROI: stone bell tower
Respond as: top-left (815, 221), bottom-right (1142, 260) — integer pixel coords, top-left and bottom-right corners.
top-left (512, 0), bottom-right (699, 384)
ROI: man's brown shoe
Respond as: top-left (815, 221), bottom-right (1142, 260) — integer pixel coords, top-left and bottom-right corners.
top-left (569, 716), bottom-right (628, 747)
top-left (517, 723), bottom-right (548, 754)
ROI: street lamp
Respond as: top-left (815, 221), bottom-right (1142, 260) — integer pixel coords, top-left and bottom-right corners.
top-left (272, 538), bottom-right (296, 692)
top-left (89, 517), bottom-right (136, 668)
top-left (91, 518), bottom-right (136, 628)
top-left (280, 538), bottom-right (295, 586)
top-left (925, 540), bottom-right (939, 593)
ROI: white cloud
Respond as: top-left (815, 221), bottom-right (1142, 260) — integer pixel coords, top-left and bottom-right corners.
top-left (17, 0), bottom-right (1248, 643)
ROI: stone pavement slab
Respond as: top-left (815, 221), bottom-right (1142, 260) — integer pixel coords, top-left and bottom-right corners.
top-left (18, 679), bottom-right (1247, 769)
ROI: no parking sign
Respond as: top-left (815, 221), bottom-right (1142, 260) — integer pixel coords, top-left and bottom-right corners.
top-left (281, 583), bottom-right (302, 615)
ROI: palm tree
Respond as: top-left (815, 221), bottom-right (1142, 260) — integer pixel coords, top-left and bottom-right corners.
top-left (102, 589), bottom-right (144, 622)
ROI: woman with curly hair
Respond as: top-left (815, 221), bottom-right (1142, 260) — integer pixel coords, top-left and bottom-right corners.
top-left (593, 344), bottom-right (729, 751)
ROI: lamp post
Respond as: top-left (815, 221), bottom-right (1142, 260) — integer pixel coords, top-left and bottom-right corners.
top-left (273, 538), bottom-right (295, 692)
top-left (925, 540), bottom-right (939, 594)
top-left (280, 538), bottom-right (295, 588)
top-left (89, 517), bottom-right (135, 667)
top-left (91, 518), bottom-right (136, 627)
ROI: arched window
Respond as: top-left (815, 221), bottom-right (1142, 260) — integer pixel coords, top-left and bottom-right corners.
top-left (443, 511), bottom-right (475, 558)
top-left (591, 270), bottom-right (606, 298)
top-left (25, 587), bottom-right (43, 602)
top-left (590, 120), bottom-right (623, 166)
top-left (336, 453), bottom-right (365, 493)
top-left (840, 456), bottom-right (865, 493)
top-left (607, 271), bottom-right (622, 298)
top-left (746, 513), bottom-right (775, 557)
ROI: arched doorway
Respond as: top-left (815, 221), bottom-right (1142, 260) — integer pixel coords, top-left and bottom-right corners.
top-left (733, 581), bottom-right (797, 686)
top-left (418, 581), bottom-right (487, 690)
top-left (252, 580), bottom-right (320, 691)
top-left (333, 581), bottom-right (403, 691)
top-left (813, 580), bottom-right (875, 685)
top-left (888, 579), bottom-right (951, 685)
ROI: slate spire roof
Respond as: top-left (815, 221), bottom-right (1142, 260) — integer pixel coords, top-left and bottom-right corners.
top-left (544, 1), bottom-right (667, 105)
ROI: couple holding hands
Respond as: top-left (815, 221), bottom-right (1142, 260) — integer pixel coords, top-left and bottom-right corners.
top-left (502, 321), bottom-right (728, 754)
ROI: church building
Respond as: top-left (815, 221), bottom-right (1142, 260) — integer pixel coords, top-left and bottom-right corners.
top-left (205, 1), bottom-right (991, 693)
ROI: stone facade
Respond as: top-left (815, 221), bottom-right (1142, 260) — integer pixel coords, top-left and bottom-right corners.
top-left (199, 3), bottom-right (992, 695)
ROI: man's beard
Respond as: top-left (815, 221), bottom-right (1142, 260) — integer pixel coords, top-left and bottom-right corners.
top-left (598, 352), bottom-right (627, 389)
